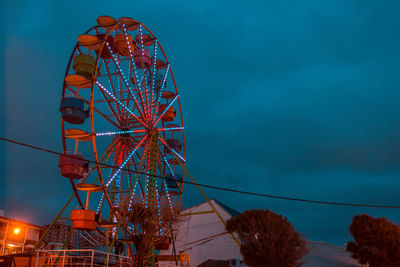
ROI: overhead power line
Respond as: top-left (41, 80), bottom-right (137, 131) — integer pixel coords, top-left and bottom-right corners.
top-left (1, 136), bottom-right (400, 209)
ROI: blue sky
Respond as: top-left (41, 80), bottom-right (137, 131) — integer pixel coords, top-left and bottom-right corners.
top-left (2, 0), bottom-right (400, 245)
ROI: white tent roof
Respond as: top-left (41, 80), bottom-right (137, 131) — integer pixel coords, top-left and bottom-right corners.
top-left (159, 199), bottom-right (242, 267)
top-left (159, 200), bottom-right (363, 267)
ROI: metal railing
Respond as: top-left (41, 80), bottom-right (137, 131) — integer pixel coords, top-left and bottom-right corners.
top-left (34, 249), bottom-right (132, 267)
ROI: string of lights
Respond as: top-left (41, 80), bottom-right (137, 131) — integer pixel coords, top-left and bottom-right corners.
top-left (1, 136), bottom-right (400, 209)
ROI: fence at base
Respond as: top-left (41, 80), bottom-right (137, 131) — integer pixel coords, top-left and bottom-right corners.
top-left (32, 249), bottom-right (132, 267)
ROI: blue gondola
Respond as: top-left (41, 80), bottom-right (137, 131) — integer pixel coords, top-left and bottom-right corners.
top-left (165, 174), bottom-right (182, 189)
top-left (60, 97), bottom-right (88, 124)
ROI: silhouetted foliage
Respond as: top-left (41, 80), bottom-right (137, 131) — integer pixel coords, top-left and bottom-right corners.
top-left (226, 209), bottom-right (308, 267)
top-left (347, 214), bottom-right (400, 267)
top-left (122, 201), bottom-right (183, 267)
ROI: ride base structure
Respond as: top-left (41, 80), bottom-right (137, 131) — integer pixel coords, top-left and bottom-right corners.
top-left (31, 15), bottom-right (239, 267)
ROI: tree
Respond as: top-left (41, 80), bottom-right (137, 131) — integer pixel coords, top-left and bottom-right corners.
top-left (347, 214), bottom-right (400, 267)
top-left (126, 202), bottom-right (183, 267)
top-left (226, 209), bottom-right (308, 267)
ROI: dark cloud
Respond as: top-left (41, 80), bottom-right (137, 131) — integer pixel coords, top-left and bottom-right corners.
top-left (2, 0), bottom-right (400, 245)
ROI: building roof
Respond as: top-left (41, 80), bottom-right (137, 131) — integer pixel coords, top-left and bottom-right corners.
top-left (209, 199), bottom-right (240, 217)
top-left (0, 216), bottom-right (45, 230)
top-left (183, 199), bottom-right (241, 217)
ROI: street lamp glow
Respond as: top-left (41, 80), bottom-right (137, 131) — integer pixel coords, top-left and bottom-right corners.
top-left (13, 228), bottom-right (20, 234)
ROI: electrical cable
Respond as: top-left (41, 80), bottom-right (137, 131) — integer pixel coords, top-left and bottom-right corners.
top-left (1, 136), bottom-right (400, 209)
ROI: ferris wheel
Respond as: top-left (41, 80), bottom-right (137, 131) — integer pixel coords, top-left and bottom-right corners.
top-left (58, 15), bottom-right (185, 249)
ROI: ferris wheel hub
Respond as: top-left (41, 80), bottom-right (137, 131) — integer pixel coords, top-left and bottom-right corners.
top-left (119, 129), bottom-right (131, 137)
top-left (145, 127), bottom-right (158, 136)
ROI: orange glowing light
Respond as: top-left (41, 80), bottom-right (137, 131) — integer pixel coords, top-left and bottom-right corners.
top-left (13, 228), bottom-right (21, 234)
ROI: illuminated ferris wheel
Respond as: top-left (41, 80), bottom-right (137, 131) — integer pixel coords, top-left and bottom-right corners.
top-left (58, 15), bottom-right (185, 250)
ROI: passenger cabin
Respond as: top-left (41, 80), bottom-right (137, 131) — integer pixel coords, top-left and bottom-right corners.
top-left (70, 208), bottom-right (97, 231)
top-left (133, 49), bottom-right (151, 68)
top-left (58, 154), bottom-right (89, 179)
top-left (72, 55), bottom-right (98, 79)
top-left (153, 74), bottom-right (165, 92)
top-left (60, 97), bottom-right (88, 124)
top-left (96, 34), bottom-right (116, 59)
top-left (165, 139), bottom-right (181, 154)
top-left (114, 34), bottom-right (135, 56)
top-left (165, 174), bottom-right (182, 189)
top-left (158, 104), bottom-right (176, 122)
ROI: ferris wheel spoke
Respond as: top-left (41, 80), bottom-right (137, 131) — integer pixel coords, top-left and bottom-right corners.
top-left (96, 129), bottom-right (147, 137)
top-left (114, 147), bottom-right (124, 208)
top-left (157, 151), bottom-right (174, 180)
top-left (153, 150), bottom-right (175, 216)
top-left (135, 76), bottom-right (150, 122)
top-left (138, 25), bottom-right (152, 122)
top-left (100, 136), bottom-right (121, 162)
top-left (152, 94), bottom-right (179, 127)
top-left (135, 25), bottom-right (150, 120)
top-left (154, 185), bottom-right (163, 233)
top-left (130, 137), bottom-right (146, 188)
top-left (159, 153), bottom-right (183, 205)
top-left (96, 149), bottom-right (119, 216)
top-left (127, 141), bottom-right (150, 209)
top-left (99, 89), bottom-right (121, 118)
top-left (101, 60), bottom-right (124, 118)
top-left (97, 82), bottom-right (123, 125)
top-left (79, 136), bottom-right (120, 184)
top-left (155, 151), bottom-right (167, 192)
top-left (120, 24), bottom-right (137, 76)
top-left (138, 25), bottom-right (146, 84)
top-left (76, 46), bottom-right (84, 55)
top-left (161, 179), bottom-right (175, 214)
top-left (64, 85), bottom-right (79, 97)
top-left (126, 137), bottom-right (145, 171)
top-left (127, 166), bottom-right (145, 204)
top-left (120, 25), bottom-right (150, 121)
top-left (124, 147), bottom-right (137, 193)
top-left (94, 106), bottom-right (123, 129)
top-left (96, 194), bottom-right (105, 214)
top-left (150, 65), bottom-right (170, 122)
top-left (148, 42), bottom-right (159, 120)
top-left (96, 81), bottom-right (146, 127)
top-left (158, 136), bottom-right (186, 163)
top-left (162, 184), bottom-right (175, 216)
top-left (159, 153), bottom-right (176, 178)
top-left (104, 135), bottom-right (147, 189)
top-left (104, 41), bottom-right (146, 119)
top-left (157, 126), bottom-right (184, 132)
